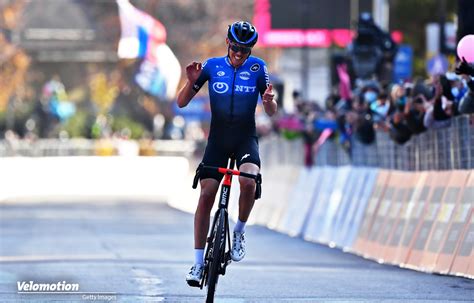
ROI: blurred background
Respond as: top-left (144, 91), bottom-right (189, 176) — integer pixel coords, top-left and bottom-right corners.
top-left (0, 0), bottom-right (472, 164)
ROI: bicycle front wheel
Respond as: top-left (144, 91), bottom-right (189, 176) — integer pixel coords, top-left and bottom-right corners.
top-left (206, 209), bottom-right (225, 303)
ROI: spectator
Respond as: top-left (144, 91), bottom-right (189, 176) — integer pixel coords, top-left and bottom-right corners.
top-left (390, 84), bottom-right (407, 112)
top-left (361, 83), bottom-right (379, 104)
top-left (389, 109), bottom-right (412, 145)
top-left (455, 58), bottom-right (474, 114)
top-left (370, 92), bottom-right (392, 123)
top-left (354, 112), bottom-right (376, 144)
top-left (423, 79), bottom-right (453, 129)
top-left (457, 77), bottom-right (474, 114)
top-left (382, 83), bottom-right (415, 143)
top-left (404, 93), bottom-right (427, 135)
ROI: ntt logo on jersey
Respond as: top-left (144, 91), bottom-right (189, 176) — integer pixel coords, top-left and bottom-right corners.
top-left (235, 85), bottom-right (256, 93)
top-left (212, 82), bottom-right (229, 94)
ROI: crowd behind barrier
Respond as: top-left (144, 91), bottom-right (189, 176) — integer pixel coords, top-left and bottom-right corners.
top-left (264, 114), bottom-right (473, 170)
top-left (274, 58), bottom-right (474, 172)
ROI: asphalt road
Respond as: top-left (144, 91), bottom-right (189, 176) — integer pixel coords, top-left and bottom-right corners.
top-left (0, 200), bottom-right (472, 302)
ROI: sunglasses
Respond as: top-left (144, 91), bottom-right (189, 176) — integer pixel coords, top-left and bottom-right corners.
top-left (229, 43), bottom-right (252, 54)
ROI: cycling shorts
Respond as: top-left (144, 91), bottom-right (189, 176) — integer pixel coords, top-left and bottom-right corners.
top-left (199, 135), bottom-right (261, 182)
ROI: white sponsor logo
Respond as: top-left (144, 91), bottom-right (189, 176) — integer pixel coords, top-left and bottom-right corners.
top-left (221, 186), bottom-right (228, 206)
top-left (212, 82), bottom-right (229, 94)
top-left (217, 71), bottom-right (225, 76)
top-left (239, 71), bottom-right (250, 80)
top-left (263, 65), bottom-right (270, 86)
top-left (202, 61), bottom-right (207, 67)
top-left (250, 63), bottom-right (260, 72)
top-left (241, 153), bottom-right (250, 161)
top-left (235, 85), bottom-right (256, 93)
top-left (17, 281), bottom-right (80, 292)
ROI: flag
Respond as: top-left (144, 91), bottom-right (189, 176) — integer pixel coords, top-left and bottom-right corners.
top-left (116, 0), bottom-right (181, 100)
top-left (116, 0), bottom-right (166, 59)
top-left (135, 44), bottom-right (181, 100)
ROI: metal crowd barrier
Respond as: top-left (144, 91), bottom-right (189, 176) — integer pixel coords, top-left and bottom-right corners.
top-left (259, 135), bottom-right (304, 168)
top-left (316, 114), bottom-right (473, 170)
top-left (0, 139), bottom-right (196, 157)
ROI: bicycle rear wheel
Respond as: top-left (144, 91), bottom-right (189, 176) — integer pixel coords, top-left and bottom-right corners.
top-left (206, 209), bottom-right (225, 303)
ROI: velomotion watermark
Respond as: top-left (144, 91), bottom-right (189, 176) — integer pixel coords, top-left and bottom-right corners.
top-left (18, 281), bottom-right (80, 292)
top-left (17, 281), bottom-right (117, 301)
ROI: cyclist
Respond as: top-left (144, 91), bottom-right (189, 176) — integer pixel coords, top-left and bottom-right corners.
top-left (177, 21), bottom-right (277, 286)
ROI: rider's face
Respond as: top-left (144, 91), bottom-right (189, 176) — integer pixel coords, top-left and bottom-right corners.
top-left (227, 38), bottom-right (251, 67)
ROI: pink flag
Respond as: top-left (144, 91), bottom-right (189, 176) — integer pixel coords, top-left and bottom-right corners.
top-left (337, 63), bottom-right (352, 100)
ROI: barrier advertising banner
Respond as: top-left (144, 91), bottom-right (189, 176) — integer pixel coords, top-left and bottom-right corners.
top-left (383, 172), bottom-right (423, 264)
top-left (405, 171), bottom-right (452, 269)
top-left (374, 172), bottom-right (417, 262)
top-left (352, 170), bottom-right (390, 257)
top-left (420, 170), bottom-right (470, 272)
top-left (393, 172), bottom-right (432, 265)
top-left (436, 171), bottom-right (473, 274)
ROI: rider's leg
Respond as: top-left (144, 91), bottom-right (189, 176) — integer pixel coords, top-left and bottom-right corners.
top-left (186, 178), bottom-right (219, 286)
top-left (230, 162), bottom-right (259, 262)
top-left (194, 178), bottom-right (220, 251)
top-left (237, 162), bottom-right (259, 223)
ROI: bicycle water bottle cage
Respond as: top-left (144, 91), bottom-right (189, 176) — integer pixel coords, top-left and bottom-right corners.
top-left (192, 163), bottom-right (204, 189)
top-left (255, 173), bottom-right (262, 200)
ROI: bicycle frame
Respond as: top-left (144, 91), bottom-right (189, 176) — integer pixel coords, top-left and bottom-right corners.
top-left (192, 158), bottom-right (260, 302)
top-left (200, 159), bottom-right (237, 288)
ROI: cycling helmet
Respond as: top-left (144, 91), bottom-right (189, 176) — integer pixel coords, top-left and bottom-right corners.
top-left (227, 21), bottom-right (258, 47)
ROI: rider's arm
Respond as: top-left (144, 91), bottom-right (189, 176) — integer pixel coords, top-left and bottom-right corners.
top-left (177, 61), bottom-right (210, 108)
top-left (177, 81), bottom-right (197, 108)
top-left (262, 86), bottom-right (277, 116)
top-left (257, 61), bottom-right (277, 116)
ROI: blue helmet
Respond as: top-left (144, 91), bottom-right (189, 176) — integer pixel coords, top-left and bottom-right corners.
top-left (227, 21), bottom-right (258, 47)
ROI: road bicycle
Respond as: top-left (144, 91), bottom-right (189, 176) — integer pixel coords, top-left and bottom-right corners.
top-left (192, 158), bottom-right (261, 303)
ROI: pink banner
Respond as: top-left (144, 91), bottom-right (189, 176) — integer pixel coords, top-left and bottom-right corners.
top-left (254, 0), bottom-right (402, 48)
top-left (254, 0), bottom-right (352, 47)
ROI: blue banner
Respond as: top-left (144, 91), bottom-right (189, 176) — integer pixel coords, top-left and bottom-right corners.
top-left (393, 44), bottom-right (413, 83)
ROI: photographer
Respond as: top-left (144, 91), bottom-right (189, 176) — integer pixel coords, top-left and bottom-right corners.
top-left (387, 84), bottom-right (412, 144)
top-left (423, 78), bottom-right (454, 129)
top-left (403, 82), bottom-right (427, 135)
top-left (455, 58), bottom-right (474, 114)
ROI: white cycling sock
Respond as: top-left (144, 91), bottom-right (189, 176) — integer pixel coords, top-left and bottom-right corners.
top-left (234, 219), bottom-right (246, 233)
top-left (195, 249), bottom-right (204, 265)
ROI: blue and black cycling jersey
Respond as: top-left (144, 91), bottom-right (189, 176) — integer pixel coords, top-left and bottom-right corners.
top-left (192, 55), bottom-right (270, 137)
